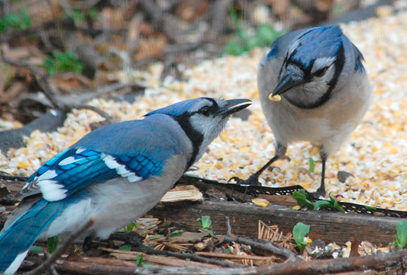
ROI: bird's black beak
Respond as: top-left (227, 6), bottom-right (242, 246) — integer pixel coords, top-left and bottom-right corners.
top-left (219, 99), bottom-right (252, 118)
top-left (271, 73), bottom-right (305, 97)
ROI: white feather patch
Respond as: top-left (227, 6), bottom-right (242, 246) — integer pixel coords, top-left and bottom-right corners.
top-left (127, 175), bottom-right (142, 182)
top-left (4, 250), bottom-right (29, 275)
top-left (116, 165), bottom-right (129, 175)
top-left (122, 171), bottom-right (135, 177)
top-left (59, 156), bottom-right (79, 166)
top-left (37, 170), bottom-right (58, 181)
top-left (101, 154), bottom-right (142, 183)
top-left (22, 181), bottom-right (30, 189)
top-left (38, 180), bottom-right (66, 201)
top-left (76, 148), bottom-right (86, 154)
top-left (102, 155), bottom-right (121, 169)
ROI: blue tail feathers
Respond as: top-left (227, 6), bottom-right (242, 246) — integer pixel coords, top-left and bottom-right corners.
top-left (0, 199), bottom-right (64, 274)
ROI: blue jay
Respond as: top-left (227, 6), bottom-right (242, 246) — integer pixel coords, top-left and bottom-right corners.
top-left (233, 26), bottom-right (372, 197)
top-left (0, 97), bottom-right (251, 274)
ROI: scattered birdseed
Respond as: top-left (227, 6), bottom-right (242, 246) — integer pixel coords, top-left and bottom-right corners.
top-left (1, 11), bottom-right (407, 211)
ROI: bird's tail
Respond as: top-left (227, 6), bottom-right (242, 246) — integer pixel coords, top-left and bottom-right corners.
top-left (0, 199), bottom-right (63, 274)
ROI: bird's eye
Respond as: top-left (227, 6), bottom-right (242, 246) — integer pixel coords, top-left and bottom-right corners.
top-left (199, 106), bottom-right (211, 116)
top-left (314, 67), bottom-right (329, 77)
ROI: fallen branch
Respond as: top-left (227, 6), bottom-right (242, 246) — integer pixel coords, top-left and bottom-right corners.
top-left (103, 248), bottom-right (220, 268)
top-left (135, 245), bottom-right (235, 268)
top-left (255, 248), bottom-right (407, 274)
top-left (24, 217), bottom-right (96, 275)
top-left (224, 236), bottom-right (302, 263)
top-left (195, 251), bottom-right (277, 261)
top-left (55, 248), bottom-right (407, 275)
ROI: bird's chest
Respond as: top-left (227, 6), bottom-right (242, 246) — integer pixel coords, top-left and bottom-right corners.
top-left (267, 101), bottom-right (334, 144)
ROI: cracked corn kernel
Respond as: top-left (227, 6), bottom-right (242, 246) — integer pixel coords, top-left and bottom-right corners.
top-left (252, 198), bottom-right (269, 207)
top-left (268, 94), bottom-right (281, 101)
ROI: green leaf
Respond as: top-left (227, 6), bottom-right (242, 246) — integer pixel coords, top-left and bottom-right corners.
top-left (124, 222), bottom-right (137, 233)
top-left (223, 41), bottom-right (245, 56)
top-left (119, 245), bottom-right (132, 251)
top-left (29, 246), bottom-right (44, 254)
top-left (365, 206), bottom-right (377, 211)
top-left (395, 220), bottom-right (407, 249)
top-left (308, 157), bottom-right (315, 173)
top-left (170, 230), bottom-right (184, 237)
top-left (292, 189), bottom-right (314, 208)
top-left (313, 200), bottom-right (332, 210)
top-left (47, 236), bottom-right (59, 253)
top-left (20, 6), bottom-right (31, 28)
top-left (197, 216), bottom-right (212, 231)
top-left (42, 50), bottom-right (83, 76)
top-left (136, 254), bottom-right (144, 266)
top-left (293, 222), bottom-right (310, 254)
top-left (329, 193), bottom-right (345, 212)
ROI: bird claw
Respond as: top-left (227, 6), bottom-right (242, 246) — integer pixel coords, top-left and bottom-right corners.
top-left (309, 188), bottom-right (326, 200)
top-left (227, 175), bottom-right (262, 186)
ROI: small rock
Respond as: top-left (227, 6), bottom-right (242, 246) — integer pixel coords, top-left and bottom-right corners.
top-left (337, 171), bottom-right (354, 183)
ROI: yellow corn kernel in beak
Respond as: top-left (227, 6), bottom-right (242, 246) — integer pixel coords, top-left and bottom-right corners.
top-left (268, 94), bottom-right (281, 101)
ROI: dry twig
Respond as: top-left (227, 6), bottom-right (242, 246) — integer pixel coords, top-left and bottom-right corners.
top-left (224, 236), bottom-right (302, 263)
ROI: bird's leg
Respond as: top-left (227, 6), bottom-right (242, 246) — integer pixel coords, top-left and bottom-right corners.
top-left (229, 143), bottom-right (287, 186)
top-left (311, 152), bottom-right (327, 198)
top-left (83, 236), bottom-right (100, 251)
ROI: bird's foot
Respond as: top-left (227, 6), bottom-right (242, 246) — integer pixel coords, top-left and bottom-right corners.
top-left (109, 231), bottom-right (144, 247)
top-left (83, 236), bottom-right (100, 251)
top-left (309, 187), bottom-right (326, 200)
top-left (228, 173), bottom-right (262, 186)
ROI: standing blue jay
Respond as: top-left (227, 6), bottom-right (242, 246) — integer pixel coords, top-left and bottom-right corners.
top-left (0, 97), bottom-right (251, 274)
top-left (232, 26), bottom-right (372, 197)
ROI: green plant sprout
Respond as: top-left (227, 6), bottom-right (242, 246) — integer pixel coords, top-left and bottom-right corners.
top-left (123, 221), bottom-right (137, 233)
top-left (293, 222), bottom-right (310, 254)
top-left (0, 6), bottom-right (31, 33)
top-left (292, 189), bottom-right (345, 212)
top-left (308, 157), bottom-right (315, 173)
top-left (390, 220), bottom-right (407, 249)
top-left (197, 216), bottom-right (213, 235)
top-left (43, 50), bottom-right (84, 76)
top-left (170, 230), bottom-right (184, 237)
top-left (223, 4), bottom-right (285, 56)
top-left (47, 236), bottom-right (59, 253)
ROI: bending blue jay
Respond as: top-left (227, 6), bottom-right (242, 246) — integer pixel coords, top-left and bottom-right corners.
top-left (0, 97), bottom-right (251, 274)
top-left (233, 26), bottom-right (372, 197)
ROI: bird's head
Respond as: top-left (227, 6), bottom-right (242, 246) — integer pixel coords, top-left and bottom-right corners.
top-left (146, 97), bottom-right (251, 164)
top-left (271, 26), bottom-right (363, 109)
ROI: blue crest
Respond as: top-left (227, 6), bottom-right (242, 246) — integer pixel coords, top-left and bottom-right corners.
top-left (146, 98), bottom-right (200, 117)
top-left (290, 26), bottom-right (343, 67)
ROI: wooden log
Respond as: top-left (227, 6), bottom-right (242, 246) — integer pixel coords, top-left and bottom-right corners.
top-left (148, 200), bottom-right (400, 245)
top-left (54, 248), bottom-right (407, 275)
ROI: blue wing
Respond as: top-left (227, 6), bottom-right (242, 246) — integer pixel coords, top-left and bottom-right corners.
top-left (18, 117), bottom-right (183, 202)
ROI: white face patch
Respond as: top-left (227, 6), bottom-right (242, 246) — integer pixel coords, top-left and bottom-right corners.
top-left (4, 250), bottom-right (29, 275)
top-left (188, 99), bottom-right (214, 113)
top-left (102, 154), bottom-right (142, 183)
top-left (188, 100), bottom-right (227, 163)
top-left (38, 180), bottom-right (67, 201)
top-left (311, 57), bottom-right (336, 74)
